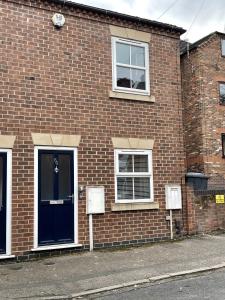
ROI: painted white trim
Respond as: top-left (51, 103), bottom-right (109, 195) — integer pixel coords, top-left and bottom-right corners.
top-left (0, 255), bottom-right (15, 260)
top-left (114, 149), bottom-right (154, 203)
top-left (74, 148), bottom-right (78, 245)
top-left (112, 37), bottom-right (150, 96)
top-left (34, 147), bottom-right (38, 249)
top-left (33, 146), bottom-right (78, 250)
top-left (0, 149), bottom-right (12, 256)
top-left (31, 243), bottom-right (82, 252)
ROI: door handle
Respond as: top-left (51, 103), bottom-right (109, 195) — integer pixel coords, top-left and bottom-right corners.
top-left (68, 194), bottom-right (74, 203)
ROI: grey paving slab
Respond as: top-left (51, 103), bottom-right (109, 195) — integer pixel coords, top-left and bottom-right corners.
top-left (0, 234), bottom-right (225, 299)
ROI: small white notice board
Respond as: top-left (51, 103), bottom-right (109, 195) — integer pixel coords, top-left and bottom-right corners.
top-left (86, 186), bottom-right (105, 214)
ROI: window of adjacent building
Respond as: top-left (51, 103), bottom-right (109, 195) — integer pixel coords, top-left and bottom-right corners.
top-left (112, 37), bottom-right (150, 95)
top-left (222, 134), bottom-right (225, 157)
top-left (115, 150), bottom-right (153, 203)
top-left (221, 39), bottom-right (225, 56)
top-left (219, 83), bottom-right (225, 104)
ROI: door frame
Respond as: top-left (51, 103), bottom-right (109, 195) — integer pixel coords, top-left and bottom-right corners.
top-left (33, 146), bottom-right (78, 250)
top-left (0, 149), bottom-right (12, 257)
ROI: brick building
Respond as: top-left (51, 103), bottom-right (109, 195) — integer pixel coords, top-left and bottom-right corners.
top-left (181, 32), bottom-right (225, 232)
top-left (0, 0), bottom-right (186, 260)
top-left (181, 32), bottom-right (225, 185)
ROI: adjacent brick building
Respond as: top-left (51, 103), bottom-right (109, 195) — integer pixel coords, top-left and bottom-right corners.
top-left (181, 32), bottom-right (225, 232)
top-left (181, 32), bottom-right (225, 181)
top-left (0, 0), bottom-right (186, 260)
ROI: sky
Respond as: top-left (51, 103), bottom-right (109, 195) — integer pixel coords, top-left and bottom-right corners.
top-left (69, 0), bottom-right (225, 43)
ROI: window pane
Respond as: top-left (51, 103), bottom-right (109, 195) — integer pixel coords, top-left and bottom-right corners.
top-left (222, 39), bottom-right (225, 56)
top-left (117, 177), bottom-right (133, 200)
top-left (220, 83), bottom-right (225, 104)
top-left (134, 155), bottom-right (148, 172)
top-left (131, 69), bottom-right (146, 90)
top-left (58, 154), bottom-right (71, 200)
top-left (41, 154), bottom-right (54, 201)
top-left (116, 42), bottom-right (130, 64)
top-left (117, 66), bottom-right (131, 88)
top-left (119, 154), bottom-right (133, 172)
top-left (134, 177), bottom-right (150, 199)
top-left (131, 45), bottom-right (145, 67)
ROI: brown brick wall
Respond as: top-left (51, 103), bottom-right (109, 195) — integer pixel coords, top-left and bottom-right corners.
top-left (1, 0), bottom-right (185, 256)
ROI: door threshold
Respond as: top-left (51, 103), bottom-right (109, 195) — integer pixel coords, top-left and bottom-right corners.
top-left (31, 243), bottom-right (82, 252)
top-left (0, 254), bottom-right (15, 260)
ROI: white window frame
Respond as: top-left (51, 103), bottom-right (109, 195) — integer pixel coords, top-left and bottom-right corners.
top-left (114, 149), bottom-right (153, 203)
top-left (112, 37), bottom-right (150, 95)
top-left (0, 149), bottom-right (13, 259)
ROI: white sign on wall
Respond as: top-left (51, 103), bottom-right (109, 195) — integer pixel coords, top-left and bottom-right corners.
top-left (86, 186), bottom-right (105, 214)
top-left (165, 184), bottom-right (182, 210)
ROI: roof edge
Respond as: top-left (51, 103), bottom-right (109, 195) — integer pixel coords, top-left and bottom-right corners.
top-left (46, 0), bottom-right (186, 34)
top-left (181, 31), bottom-right (225, 55)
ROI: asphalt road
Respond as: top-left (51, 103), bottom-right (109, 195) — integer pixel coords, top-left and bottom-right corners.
top-left (86, 269), bottom-right (225, 300)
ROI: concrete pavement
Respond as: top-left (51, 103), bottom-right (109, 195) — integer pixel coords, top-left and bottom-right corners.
top-left (1, 233), bottom-right (225, 299)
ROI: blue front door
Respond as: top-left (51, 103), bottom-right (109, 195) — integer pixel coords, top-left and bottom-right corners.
top-left (38, 150), bottom-right (74, 246)
top-left (0, 153), bottom-right (7, 254)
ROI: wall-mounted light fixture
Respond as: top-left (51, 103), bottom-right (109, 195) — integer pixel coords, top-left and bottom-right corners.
top-left (52, 13), bottom-right (65, 28)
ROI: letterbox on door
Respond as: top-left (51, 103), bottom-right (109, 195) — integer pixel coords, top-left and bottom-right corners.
top-left (165, 184), bottom-right (182, 210)
top-left (86, 186), bottom-right (105, 214)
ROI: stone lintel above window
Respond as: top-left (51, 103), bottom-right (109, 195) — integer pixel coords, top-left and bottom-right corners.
top-left (109, 25), bottom-right (151, 43)
top-left (111, 137), bottom-right (154, 150)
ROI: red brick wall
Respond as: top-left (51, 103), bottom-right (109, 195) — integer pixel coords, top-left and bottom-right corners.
top-left (181, 34), bottom-right (225, 234)
top-left (185, 187), bottom-right (225, 233)
top-left (181, 48), bottom-right (205, 172)
top-left (182, 185), bottom-right (197, 235)
top-left (181, 34), bottom-right (225, 183)
top-left (194, 198), bottom-right (225, 232)
top-left (1, 0), bottom-right (185, 256)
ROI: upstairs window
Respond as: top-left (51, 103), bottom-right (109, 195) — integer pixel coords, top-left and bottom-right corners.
top-left (115, 150), bottom-right (153, 203)
top-left (219, 83), bottom-right (225, 105)
top-left (221, 39), bottom-right (225, 56)
top-left (112, 37), bottom-right (150, 95)
top-left (222, 134), bottom-right (225, 158)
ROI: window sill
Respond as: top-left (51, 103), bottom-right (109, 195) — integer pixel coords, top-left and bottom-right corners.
top-left (111, 202), bottom-right (159, 211)
top-left (109, 91), bottom-right (155, 103)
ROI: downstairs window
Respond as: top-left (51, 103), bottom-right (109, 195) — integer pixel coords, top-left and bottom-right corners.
top-left (115, 150), bottom-right (153, 203)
